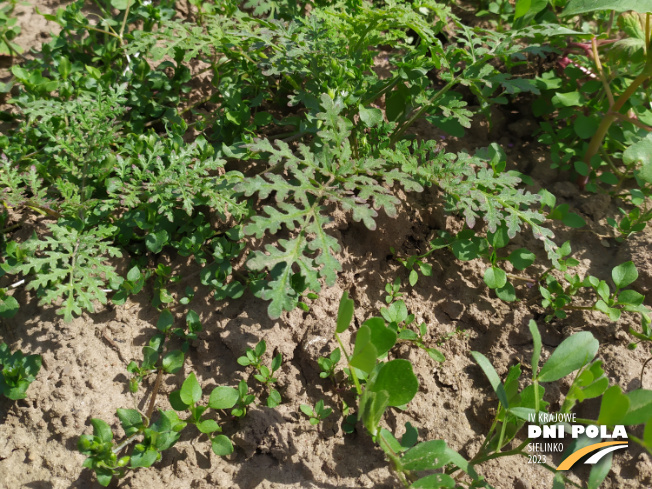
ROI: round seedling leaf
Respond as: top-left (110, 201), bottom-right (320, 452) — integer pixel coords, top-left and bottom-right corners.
top-left (538, 332), bottom-right (599, 382)
top-left (145, 230), bottom-right (168, 254)
top-left (359, 104), bottom-right (383, 127)
top-left (209, 386), bottom-right (239, 410)
top-left (197, 419), bottom-right (221, 434)
top-left (212, 435), bottom-right (234, 456)
top-left (156, 309), bottom-right (174, 333)
top-left (267, 389), bottom-right (282, 408)
top-left (368, 359), bottom-right (418, 407)
top-left (484, 267), bottom-right (507, 289)
top-left (162, 350), bottom-right (184, 374)
top-left (496, 282), bottom-right (516, 302)
top-left (508, 248), bottom-right (536, 270)
top-left (612, 261), bottom-right (638, 289)
top-left (363, 317), bottom-right (398, 356)
top-left (573, 114), bottom-right (599, 139)
top-left (350, 325), bottom-right (378, 374)
top-left (0, 295), bottom-right (19, 318)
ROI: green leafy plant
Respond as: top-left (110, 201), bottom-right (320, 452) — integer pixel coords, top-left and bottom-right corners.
top-left (300, 399), bottom-right (333, 426)
top-left (0, 0), bottom-right (21, 59)
top-left (325, 293), bottom-right (652, 487)
top-left (0, 343), bottom-right (42, 400)
top-left (79, 371), bottom-right (244, 486)
top-left (237, 339), bottom-right (282, 408)
top-left (539, 260), bottom-right (652, 344)
top-left (534, 2), bottom-right (652, 239)
top-left (469, 320), bottom-right (652, 487)
top-left (318, 347), bottom-right (341, 382)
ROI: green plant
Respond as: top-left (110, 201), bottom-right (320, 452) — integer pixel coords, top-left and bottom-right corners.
top-left (469, 319), bottom-right (652, 487)
top-left (318, 347), bottom-right (341, 382)
top-left (300, 399), bottom-right (333, 426)
top-left (237, 339), bottom-right (282, 408)
top-left (3, 0), bottom-right (652, 486)
top-left (126, 309), bottom-right (202, 393)
top-left (231, 380), bottom-right (256, 418)
top-left (534, 2), bottom-right (652, 239)
top-left (0, 0), bottom-right (21, 59)
top-left (0, 343), bottom-right (41, 400)
top-left (79, 371), bottom-right (247, 486)
top-left (324, 293), bottom-right (652, 487)
top-left (539, 259), bottom-right (652, 344)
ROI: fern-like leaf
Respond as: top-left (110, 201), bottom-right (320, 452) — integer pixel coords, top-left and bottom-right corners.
top-left (237, 95), bottom-right (421, 318)
top-left (17, 223), bottom-right (122, 321)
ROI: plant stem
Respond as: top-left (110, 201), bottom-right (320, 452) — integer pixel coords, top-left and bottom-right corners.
top-left (506, 273), bottom-right (536, 283)
top-left (377, 434), bottom-right (410, 486)
top-left (581, 70), bottom-right (652, 187)
top-left (0, 222), bottom-right (22, 233)
top-left (591, 37), bottom-right (614, 107)
top-left (389, 78), bottom-right (457, 145)
top-left (335, 332), bottom-right (362, 396)
top-left (145, 368), bottom-right (164, 419)
top-left (112, 432), bottom-right (141, 454)
top-left (119, 0), bottom-right (132, 41)
top-left (640, 356), bottom-right (652, 388)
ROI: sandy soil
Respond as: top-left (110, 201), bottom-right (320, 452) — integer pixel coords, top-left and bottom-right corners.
top-left (1, 3), bottom-right (651, 489)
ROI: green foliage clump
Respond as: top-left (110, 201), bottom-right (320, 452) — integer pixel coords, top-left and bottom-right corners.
top-left (0, 343), bottom-right (41, 400)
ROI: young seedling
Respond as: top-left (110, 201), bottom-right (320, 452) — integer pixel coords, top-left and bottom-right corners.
top-left (237, 339), bottom-right (282, 408)
top-left (300, 399), bottom-right (333, 426)
top-left (0, 343), bottom-right (42, 400)
top-left (539, 260), bottom-right (652, 343)
top-left (231, 380), bottom-right (255, 418)
top-left (79, 372), bottom-right (241, 486)
top-left (317, 348), bottom-right (341, 382)
top-left (381, 289), bottom-right (445, 362)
